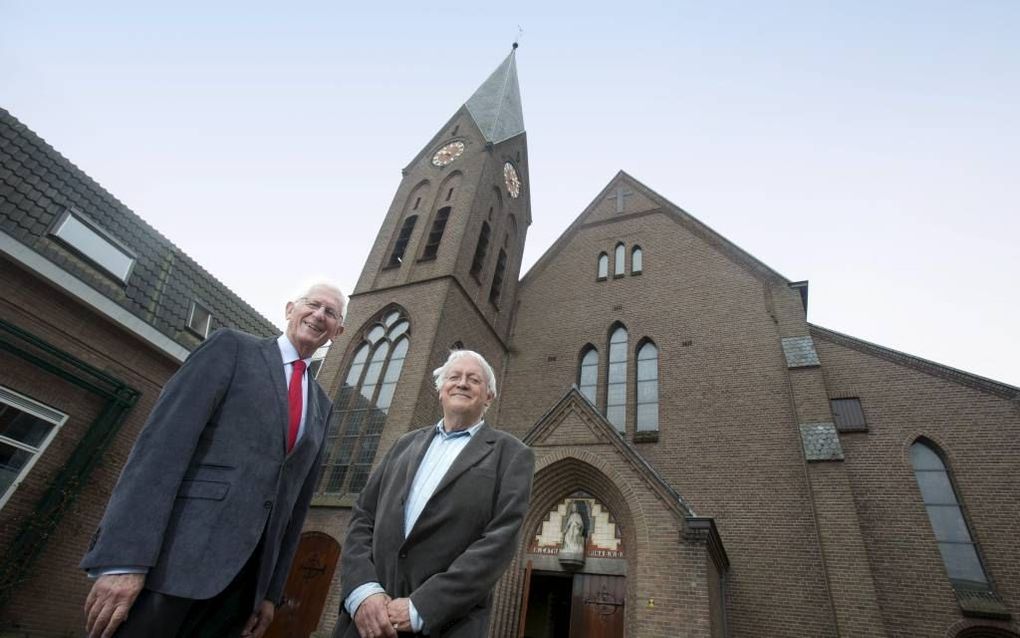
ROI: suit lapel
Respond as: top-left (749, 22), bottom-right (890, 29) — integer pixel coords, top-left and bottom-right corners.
top-left (259, 338), bottom-right (289, 451)
top-left (430, 423), bottom-right (496, 497)
top-left (401, 426), bottom-right (438, 504)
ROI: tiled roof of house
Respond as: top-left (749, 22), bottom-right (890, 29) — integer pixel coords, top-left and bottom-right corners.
top-left (0, 107), bottom-right (278, 351)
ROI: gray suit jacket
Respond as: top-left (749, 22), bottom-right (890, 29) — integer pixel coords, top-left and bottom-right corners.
top-left (334, 423), bottom-right (534, 638)
top-left (80, 328), bottom-right (330, 605)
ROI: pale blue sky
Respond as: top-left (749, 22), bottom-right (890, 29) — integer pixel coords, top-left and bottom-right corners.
top-left (2, 1), bottom-right (1017, 385)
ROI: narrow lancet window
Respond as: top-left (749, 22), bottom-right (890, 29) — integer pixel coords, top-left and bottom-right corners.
top-left (606, 326), bottom-right (628, 432)
top-left (910, 441), bottom-right (989, 588)
top-left (632, 246), bottom-right (643, 274)
top-left (614, 243), bottom-right (625, 276)
top-left (421, 207), bottom-right (451, 260)
top-left (388, 215), bottom-right (418, 267)
top-left (578, 347), bottom-right (598, 403)
top-left (635, 341), bottom-right (658, 431)
top-left (470, 222), bottom-right (491, 278)
top-left (597, 253), bottom-right (609, 280)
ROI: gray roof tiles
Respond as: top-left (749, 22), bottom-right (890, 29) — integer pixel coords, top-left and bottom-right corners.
top-left (465, 49), bottom-right (525, 144)
top-left (0, 107), bottom-right (279, 349)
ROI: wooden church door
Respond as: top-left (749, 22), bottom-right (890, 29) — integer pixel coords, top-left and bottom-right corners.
top-left (265, 532), bottom-right (340, 638)
top-left (569, 574), bottom-right (626, 638)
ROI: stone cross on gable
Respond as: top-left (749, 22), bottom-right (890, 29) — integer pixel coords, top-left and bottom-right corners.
top-left (606, 185), bottom-right (634, 213)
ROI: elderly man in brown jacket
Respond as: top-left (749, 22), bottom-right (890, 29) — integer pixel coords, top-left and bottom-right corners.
top-left (334, 349), bottom-right (534, 638)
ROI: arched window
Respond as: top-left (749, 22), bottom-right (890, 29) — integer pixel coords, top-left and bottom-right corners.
top-left (387, 215), bottom-right (417, 267)
top-left (578, 347), bottom-right (598, 404)
top-left (470, 221), bottom-right (491, 279)
top-left (320, 310), bottom-right (410, 496)
top-left (606, 325), bottom-right (628, 432)
top-left (489, 248), bottom-right (508, 306)
top-left (635, 341), bottom-right (658, 431)
top-left (421, 207), bottom-right (451, 261)
top-left (910, 440), bottom-right (989, 587)
top-left (632, 246), bottom-right (643, 275)
top-left (614, 243), bottom-right (625, 277)
top-left (597, 253), bottom-right (609, 280)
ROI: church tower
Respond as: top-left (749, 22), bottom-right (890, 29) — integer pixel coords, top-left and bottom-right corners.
top-left (313, 46), bottom-right (531, 499)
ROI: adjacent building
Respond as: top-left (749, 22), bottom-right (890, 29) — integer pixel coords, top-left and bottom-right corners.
top-left (0, 107), bottom-right (278, 635)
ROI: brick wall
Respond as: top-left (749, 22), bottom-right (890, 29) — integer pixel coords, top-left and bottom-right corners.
top-left (815, 332), bottom-right (1020, 637)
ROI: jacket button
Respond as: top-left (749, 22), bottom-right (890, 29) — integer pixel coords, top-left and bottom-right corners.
top-left (264, 500), bottom-right (273, 510)
top-left (399, 551), bottom-right (407, 559)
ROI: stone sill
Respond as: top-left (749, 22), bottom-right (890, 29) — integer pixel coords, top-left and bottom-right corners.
top-left (634, 431), bottom-right (659, 443)
top-left (956, 585), bottom-right (1011, 620)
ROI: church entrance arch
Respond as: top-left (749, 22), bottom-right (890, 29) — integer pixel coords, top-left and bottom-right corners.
top-left (519, 491), bottom-right (627, 638)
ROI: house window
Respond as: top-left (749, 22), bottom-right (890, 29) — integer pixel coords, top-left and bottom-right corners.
top-left (578, 347), bottom-right (598, 404)
top-left (319, 310), bottom-right (410, 496)
top-left (420, 207), bottom-right (451, 261)
top-left (635, 341), bottom-right (658, 432)
top-left (50, 209), bottom-right (135, 282)
top-left (470, 222), bottom-right (491, 279)
top-left (0, 387), bottom-right (68, 510)
top-left (910, 440), bottom-right (989, 588)
top-left (387, 215), bottom-right (418, 267)
top-left (489, 249), bottom-right (507, 307)
top-left (597, 253), bottom-right (609, 280)
top-left (614, 243), bottom-right (625, 277)
top-left (606, 325), bottom-right (628, 432)
top-left (831, 398), bottom-right (867, 432)
top-left (187, 301), bottom-right (213, 338)
top-left (632, 246), bottom-right (643, 275)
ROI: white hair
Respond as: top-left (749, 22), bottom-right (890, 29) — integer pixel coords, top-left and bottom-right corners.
top-left (291, 280), bottom-right (348, 324)
top-left (432, 349), bottom-right (498, 398)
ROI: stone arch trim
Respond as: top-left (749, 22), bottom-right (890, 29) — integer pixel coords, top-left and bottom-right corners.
top-left (945, 618), bottom-right (1020, 638)
top-left (489, 451), bottom-right (654, 637)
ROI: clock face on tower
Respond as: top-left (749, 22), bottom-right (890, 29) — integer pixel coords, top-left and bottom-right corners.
top-left (431, 141), bottom-right (465, 167)
top-left (503, 162), bottom-right (521, 198)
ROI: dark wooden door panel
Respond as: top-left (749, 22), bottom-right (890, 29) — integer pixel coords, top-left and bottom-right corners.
top-left (265, 532), bottom-right (340, 638)
top-left (569, 574), bottom-right (625, 638)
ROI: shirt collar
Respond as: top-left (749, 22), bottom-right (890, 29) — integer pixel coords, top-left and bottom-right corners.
top-left (435, 419), bottom-right (484, 439)
top-left (277, 334), bottom-right (312, 367)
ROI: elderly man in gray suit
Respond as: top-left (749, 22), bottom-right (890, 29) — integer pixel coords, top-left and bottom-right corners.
top-left (81, 282), bottom-right (346, 638)
top-left (334, 349), bottom-right (535, 638)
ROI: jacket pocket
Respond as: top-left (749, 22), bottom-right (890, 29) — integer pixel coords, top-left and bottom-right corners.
top-left (176, 479), bottom-right (230, 501)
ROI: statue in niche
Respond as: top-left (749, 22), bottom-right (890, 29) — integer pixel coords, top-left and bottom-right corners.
top-left (559, 500), bottom-right (590, 568)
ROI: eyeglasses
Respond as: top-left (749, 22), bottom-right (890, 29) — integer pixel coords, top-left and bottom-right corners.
top-left (300, 298), bottom-right (343, 322)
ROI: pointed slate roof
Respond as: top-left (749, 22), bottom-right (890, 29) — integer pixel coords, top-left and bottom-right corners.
top-left (465, 47), bottom-right (525, 144)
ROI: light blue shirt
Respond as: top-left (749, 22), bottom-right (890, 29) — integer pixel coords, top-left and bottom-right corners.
top-left (89, 335), bottom-right (312, 579)
top-left (345, 420), bottom-right (484, 634)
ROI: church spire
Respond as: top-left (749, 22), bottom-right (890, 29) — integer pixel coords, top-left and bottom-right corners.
top-left (464, 44), bottom-right (525, 144)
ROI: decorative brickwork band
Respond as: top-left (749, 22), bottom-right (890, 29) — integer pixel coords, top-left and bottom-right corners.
top-left (782, 336), bottom-right (821, 368)
top-left (800, 422), bottom-right (844, 461)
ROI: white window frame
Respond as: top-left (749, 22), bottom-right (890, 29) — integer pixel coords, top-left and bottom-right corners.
top-left (50, 208), bottom-right (136, 283)
top-left (187, 300), bottom-right (213, 338)
top-left (0, 386), bottom-right (68, 511)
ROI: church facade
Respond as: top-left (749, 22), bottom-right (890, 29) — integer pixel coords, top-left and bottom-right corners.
top-left (285, 50), bottom-right (1020, 638)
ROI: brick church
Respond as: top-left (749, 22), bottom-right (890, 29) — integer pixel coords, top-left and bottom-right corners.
top-left (1, 45), bottom-right (1017, 638)
top-left (284, 47), bottom-right (1019, 637)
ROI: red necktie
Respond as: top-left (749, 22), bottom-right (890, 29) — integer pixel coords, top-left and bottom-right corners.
top-left (287, 359), bottom-right (306, 453)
